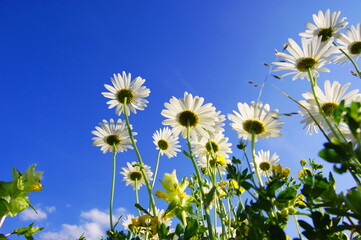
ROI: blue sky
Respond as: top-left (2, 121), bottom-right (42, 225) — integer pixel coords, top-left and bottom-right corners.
top-left (1, 0), bottom-right (361, 239)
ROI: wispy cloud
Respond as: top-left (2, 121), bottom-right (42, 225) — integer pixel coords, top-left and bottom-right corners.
top-left (19, 205), bottom-right (56, 221)
top-left (39, 208), bottom-right (127, 240)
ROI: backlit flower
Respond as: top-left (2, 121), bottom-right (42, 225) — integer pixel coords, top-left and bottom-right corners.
top-left (299, 80), bottom-right (360, 134)
top-left (253, 150), bottom-right (280, 177)
top-left (102, 71), bottom-right (150, 116)
top-left (161, 92), bottom-right (218, 139)
top-left (191, 132), bottom-right (232, 159)
top-left (120, 162), bottom-right (153, 190)
top-left (273, 36), bottom-right (336, 80)
top-left (334, 24), bottom-right (361, 65)
top-left (299, 9), bottom-right (347, 41)
top-left (92, 119), bottom-right (135, 153)
top-left (228, 101), bottom-right (283, 141)
top-left (152, 127), bottom-right (181, 158)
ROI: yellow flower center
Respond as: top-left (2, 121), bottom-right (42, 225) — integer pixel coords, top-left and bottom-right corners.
top-left (106, 134), bottom-right (121, 146)
top-left (242, 120), bottom-right (265, 135)
top-left (321, 102), bottom-right (338, 116)
top-left (117, 89), bottom-right (134, 104)
top-left (349, 41), bottom-right (361, 55)
top-left (177, 110), bottom-right (199, 127)
top-left (296, 57), bottom-right (318, 72)
top-left (205, 141), bottom-right (219, 153)
top-left (130, 171), bottom-right (143, 181)
top-left (259, 161), bottom-right (271, 171)
top-left (157, 139), bottom-right (169, 150)
top-left (317, 27), bottom-right (333, 42)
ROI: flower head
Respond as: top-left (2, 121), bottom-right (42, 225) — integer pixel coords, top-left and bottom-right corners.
top-left (299, 9), bottom-right (348, 41)
top-left (253, 150), bottom-right (280, 177)
top-left (152, 127), bottom-right (181, 158)
top-left (273, 36), bottom-right (336, 80)
top-left (334, 24), bottom-right (361, 65)
top-left (161, 92), bottom-right (218, 139)
top-left (192, 131), bottom-right (232, 159)
top-left (120, 162), bottom-right (153, 190)
top-left (228, 101), bottom-right (284, 141)
top-left (299, 80), bottom-right (360, 135)
top-left (92, 119), bottom-right (135, 153)
top-left (102, 71), bottom-right (150, 116)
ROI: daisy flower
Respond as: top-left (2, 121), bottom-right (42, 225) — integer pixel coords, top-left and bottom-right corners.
top-left (253, 150), bottom-right (280, 177)
top-left (228, 101), bottom-right (284, 141)
top-left (122, 214), bottom-right (136, 230)
top-left (120, 162), bottom-right (153, 190)
top-left (161, 92), bottom-right (218, 139)
top-left (191, 131), bottom-right (232, 159)
top-left (299, 9), bottom-right (348, 41)
top-left (299, 80), bottom-right (360, 135)
top-left (334, 24), bottom-right (361, 65)
top-left (273, 36), bottom-right (336, 80)
top-left (102, 71), bottom-right (150, 116)
top-left (92, 119), bottom-right (135, 153)
top-left (152, 127), bottom-right (181, 158)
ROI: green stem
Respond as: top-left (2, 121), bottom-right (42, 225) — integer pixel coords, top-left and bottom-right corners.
top-left (123, 98), bottom-right (156, 216)
top-left (152, 150), bottom-right (162, 189)
top-left (307, 69), bottom-right (340, 140)
top-left (135, 180), bottom-right (140, 216)
top-left (293, 215), bottom-right (303, 240)
top-left (109, 147), bottom-right (117, 231)
top-left (186, 125), bottom-right (215, 239)
top-left (251, 134), bottom-right (263, 187)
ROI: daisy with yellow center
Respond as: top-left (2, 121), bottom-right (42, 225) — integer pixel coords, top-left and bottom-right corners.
top-left (334, 24), bottom-right (361, 66)
top-left (192, 132), bottom-right (232, 159)
top-left (161, 92), bottom-right (218, 139)
top-left (299, 80), bottom-right (360, 135)
top-left (273, 36), bottom-right (336, 80)
top-left (92, 119), bottom-right (135, 153)
top-left (228, 101), bottom-right (284, 141)
top-left (253, 150), bottom-right (280, 177)
top-left (299, 9), bottom-right (348, 42)
top-left (152, 127), bottom-right (181, 158)
top-left (120, 162), bottom-right (153, 190)
top-left (102, 71), bottom-right (150, 116)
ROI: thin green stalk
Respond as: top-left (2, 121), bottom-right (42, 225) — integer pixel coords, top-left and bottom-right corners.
top-left (293, 215), bottom-right (303, 240)
top-left (152, 150), bottom-right (162, 189)
top-left (181, 211), bottom-right (188, 227)
top-left (186, 125), bottom-right (215, 239)
top-left (135, 180), bottom-right (141, 216)
top-left (272, 84), bottom-right (331, 142)
top-left (307, 69), bottom-right (340, 140)
top-left (123, 98), bottom-right (156, 216)
top-left (109, 147), bottom-right (117, 231)
top-left (251, 134), bottom-right (263, 187)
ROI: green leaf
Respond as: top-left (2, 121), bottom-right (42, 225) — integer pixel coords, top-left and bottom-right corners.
top-left (276, 187), bottom-right (297, 203)
top-left (204, 186), bottom-right (216, 209)
top-left (134, 203), bottom-right (151, 216)
top-left (175, 223), bottom-right (184, 236)
top-left (9, 196), bottom-right (29, 216)
top-left (269, 224), bottom-right (286, 240)
top-left (183, 218), bottom-right (198, 240)
top-left (0, 234), bottom-right (9, 240)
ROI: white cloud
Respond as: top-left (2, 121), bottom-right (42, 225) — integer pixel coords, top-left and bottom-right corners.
top-left (39, 208), bottom-right (128, 240)
top-left (20, 208), bottom-right (47, 221)
top-left (19, 205), bottom-right (56, 221)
